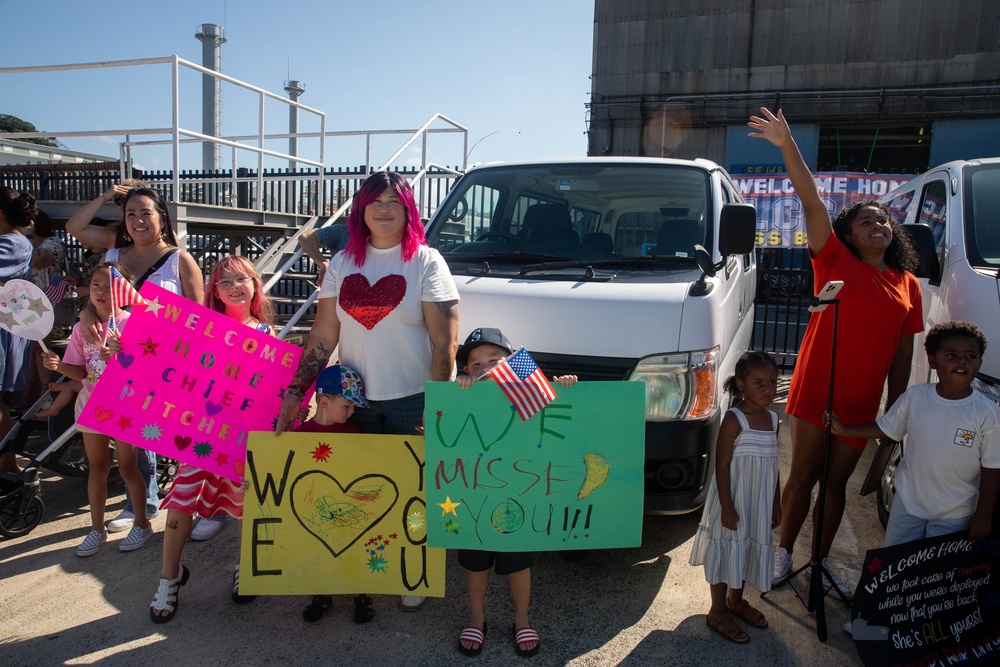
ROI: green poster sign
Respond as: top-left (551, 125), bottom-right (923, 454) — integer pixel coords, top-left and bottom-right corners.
top-left (424, 381), bottom-right (645, 551)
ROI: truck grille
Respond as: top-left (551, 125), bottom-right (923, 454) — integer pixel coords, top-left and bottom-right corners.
top-left (529, 352), bottom-right (638, 382)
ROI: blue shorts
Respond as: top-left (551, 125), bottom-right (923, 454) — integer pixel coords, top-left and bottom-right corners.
top-left (884, 494), bottom-right (971, 547)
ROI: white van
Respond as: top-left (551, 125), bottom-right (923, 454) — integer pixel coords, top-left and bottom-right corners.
top-left (875, 158), bottom-right (1000, 523)
top-left (423, 158), bottom-right (757, 513)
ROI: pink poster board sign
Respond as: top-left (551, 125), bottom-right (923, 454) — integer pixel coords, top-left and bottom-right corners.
top-left (77, 283), bottom-right (302, 481)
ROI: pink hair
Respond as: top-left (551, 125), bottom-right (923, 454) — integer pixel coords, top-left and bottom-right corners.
top-left (344, 171), bottom-right (426, 267)
top-left (205, 256), bottom-right (274, 325)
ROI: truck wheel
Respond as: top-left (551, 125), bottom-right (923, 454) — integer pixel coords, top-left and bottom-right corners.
top-left (875, 441), bottom-right (902, 529)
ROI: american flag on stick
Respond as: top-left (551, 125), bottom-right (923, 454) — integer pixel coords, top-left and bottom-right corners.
top-left (488, 347), bottom-right (557, 421)
top-left (107, 265), bottom-right (146, 336)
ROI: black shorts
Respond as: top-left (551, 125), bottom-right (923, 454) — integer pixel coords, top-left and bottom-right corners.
top-left (457, 549), bottom-right (533, 575)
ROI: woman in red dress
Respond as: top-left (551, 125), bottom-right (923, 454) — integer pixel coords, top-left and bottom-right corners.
top-left (749, 108), bottom-right (922, 598)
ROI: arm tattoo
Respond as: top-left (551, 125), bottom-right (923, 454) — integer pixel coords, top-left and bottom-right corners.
top-left (293, 340), bottom-right (331, 388)
top-left (435, 299), bottom-right (459, 321)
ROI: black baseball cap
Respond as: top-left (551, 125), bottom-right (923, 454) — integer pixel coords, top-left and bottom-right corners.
top-left (456, 327), bottom-right (515, 366)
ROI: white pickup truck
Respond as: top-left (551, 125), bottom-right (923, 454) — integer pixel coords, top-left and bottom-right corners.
top-left (423, 158), bottom-right (757, 513)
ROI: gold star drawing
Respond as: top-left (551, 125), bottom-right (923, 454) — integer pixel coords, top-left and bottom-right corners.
top-left (144, 296), bottom-right (164, 316)
top-left (0, 310), bottom-right (16, 330)
top-left (438, 496), bottom-right (461, 516)
top-left (443, 518), bottom-right (461, 535)
top-left (27, 296), bottom-right (49, 317)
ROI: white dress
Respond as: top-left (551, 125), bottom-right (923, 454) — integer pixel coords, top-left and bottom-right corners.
top-left (688, 407), bottom-right (778, 592)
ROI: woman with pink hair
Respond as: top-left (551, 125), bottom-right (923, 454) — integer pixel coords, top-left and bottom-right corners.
top-left (276, 170), bottom-right (460, 619)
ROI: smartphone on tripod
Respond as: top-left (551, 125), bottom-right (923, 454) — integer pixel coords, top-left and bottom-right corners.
top-left (808, 280), bottom-right (844, 313)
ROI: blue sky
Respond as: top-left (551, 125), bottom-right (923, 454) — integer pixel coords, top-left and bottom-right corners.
top-left (0, 1), bottom-right (594, 171)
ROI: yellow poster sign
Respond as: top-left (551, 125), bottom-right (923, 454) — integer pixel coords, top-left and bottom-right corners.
top-left (239, 431), bottom-right (445, 597)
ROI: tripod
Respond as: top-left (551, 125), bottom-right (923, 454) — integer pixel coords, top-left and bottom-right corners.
top-left (762, 284), bottom-right (850, 642)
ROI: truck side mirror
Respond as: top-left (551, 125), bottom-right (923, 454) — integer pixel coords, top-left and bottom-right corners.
top-left (902, 223), bottom-right (940, 281)
top-left (719, 203), bottom-right (757, 257)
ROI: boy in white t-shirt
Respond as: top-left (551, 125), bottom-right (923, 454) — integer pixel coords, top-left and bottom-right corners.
top-left (826, 320), bottom-right (1000, 546)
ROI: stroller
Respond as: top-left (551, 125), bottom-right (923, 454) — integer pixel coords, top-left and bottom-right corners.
top-left (0, 382), bottom-right (177, 538)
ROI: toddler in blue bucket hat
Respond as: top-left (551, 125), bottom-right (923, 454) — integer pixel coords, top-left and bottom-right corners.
top-left (295, 364), bottom-right (374, 625)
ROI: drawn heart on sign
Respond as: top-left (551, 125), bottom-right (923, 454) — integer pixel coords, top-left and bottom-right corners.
top-left (205, 401), bottom-right (223, 416)
top-left (338, 274), bottom-right (406, 330)
top-left (174, 435), bottom-right (193, 451)
top-left (117, 352), bottom-right (135, 368)
top-left (290, 472), bottom-right (399, 558)
top-left (95, 406), bottom-right (115, 422)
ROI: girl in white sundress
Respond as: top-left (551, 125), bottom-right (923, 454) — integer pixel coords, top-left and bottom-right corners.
top-left (689, 350), bottom-right (781, 644)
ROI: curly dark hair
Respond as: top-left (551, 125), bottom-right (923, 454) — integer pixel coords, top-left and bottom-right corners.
top-left (831, 199), bottom-right (919, 273)
top-left (924, 320), bottom-right (988, 356)
top-left (723, 350), bottom-right (779, 402)
top-left (0, 186), bottom-right (38, 229)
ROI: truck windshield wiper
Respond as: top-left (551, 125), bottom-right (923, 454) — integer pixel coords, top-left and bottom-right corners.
top-left (445, 251), bottom-right (570, 263)
top-left (517, 255), bottom-right (695, 275)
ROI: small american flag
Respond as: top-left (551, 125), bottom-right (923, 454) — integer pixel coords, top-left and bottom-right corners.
top-left (109, 266), bottom-right (146, 310)
top-left (488, 347), bottom-right (557, 421)
top-left (44, 276), bottom-right (71, 304)
top-left (108, 265), bottom-right (146, 335)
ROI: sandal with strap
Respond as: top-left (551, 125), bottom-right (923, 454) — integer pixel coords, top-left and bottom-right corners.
top-left (458, 623), bottom-right (487, 657)
top-left (149, 565), bottom-right (190, 623)
top-left (706, 611), bottom-right (749, 644)
top-left (303, 595), bottom-right (333, 622)
top-left (232, 564), bottom-right (256, 604)
top-left (353, 594), bottom-right (374, 624)
top-left (726, 598), bottom-right (768, 628)
top-left (513, 625), bottom-right (540, 657)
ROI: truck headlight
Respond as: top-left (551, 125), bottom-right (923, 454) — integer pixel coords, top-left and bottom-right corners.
top-left (629, 347), bottom-right (719, 421)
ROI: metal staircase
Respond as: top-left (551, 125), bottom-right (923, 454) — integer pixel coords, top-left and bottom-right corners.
top-left (0, 56), bottom-right (469, 342)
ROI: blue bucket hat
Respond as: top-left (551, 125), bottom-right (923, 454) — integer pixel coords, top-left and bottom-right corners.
top-left (315, 364), bottom-right (369, 408)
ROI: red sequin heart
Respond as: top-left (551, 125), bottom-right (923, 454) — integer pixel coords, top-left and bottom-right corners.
top-left (339, 274), bottom-right (406, 330)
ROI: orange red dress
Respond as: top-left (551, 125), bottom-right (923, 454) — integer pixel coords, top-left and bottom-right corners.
top-left (786, 236), bottom-right (923, 451)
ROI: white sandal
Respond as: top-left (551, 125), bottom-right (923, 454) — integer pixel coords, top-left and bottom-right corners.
top-left (149, 565), bottom-right (190, 623)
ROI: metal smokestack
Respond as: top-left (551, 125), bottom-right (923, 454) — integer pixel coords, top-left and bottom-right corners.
top-left (284, 80), bottom-right (305, 171)
top-left (195, 23), bottom-right (226, 171)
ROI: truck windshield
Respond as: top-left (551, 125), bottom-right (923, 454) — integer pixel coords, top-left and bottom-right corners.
top-left (965, 163), bottom-right (1000, 269)
top-left (426, 163), bottom-right (714, 263)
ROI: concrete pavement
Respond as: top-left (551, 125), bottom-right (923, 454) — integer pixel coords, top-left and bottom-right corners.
top-left (0, 377), bottom-right (884, 666)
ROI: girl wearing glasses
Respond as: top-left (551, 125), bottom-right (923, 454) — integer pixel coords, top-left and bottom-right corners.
top-left (149, 256), bottom-right (274, 622)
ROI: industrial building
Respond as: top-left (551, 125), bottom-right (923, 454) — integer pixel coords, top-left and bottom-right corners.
top-left (587, 0), bottom-right (1000, 173)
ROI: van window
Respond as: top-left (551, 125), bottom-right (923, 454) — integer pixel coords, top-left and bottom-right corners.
top-left (436, 183), bottom-right (504, 251)
top-left (918, 181), bottom-right (948, 246)
top-left (884, 190), bottom-right (915, 225)
top-left (425, 163), bottom-right (714, 263)
top-left (965, 163), bottom-right (1000, 267)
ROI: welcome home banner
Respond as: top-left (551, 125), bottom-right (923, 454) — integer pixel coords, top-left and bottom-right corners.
top-left (77, 283), bottom-right (301, 482)
top-left (732, 172), bottom-right (914, 248)
top-left (423, 381), bottom-right (646, 552)
top-left (240, 432), bottom-right (445, 597)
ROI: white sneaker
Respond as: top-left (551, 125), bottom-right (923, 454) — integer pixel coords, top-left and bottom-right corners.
top-left (77, 530), bottom-right (108, 557)
top-left (190, 516), bottom-right (226, 541)
top-left (119, 523), bottom-right (154, 552)
top-left (773, 547), bottom-right (792, 583)
top-left (399, 595), bottom-right (427, 611)
top-left (107, 509), bottom-right (135, 533)
top-left (821, 558), bottom-right (854, 600)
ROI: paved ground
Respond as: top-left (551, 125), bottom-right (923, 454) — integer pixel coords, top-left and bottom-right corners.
top-left (0, 378), bottom-right (885, 666)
